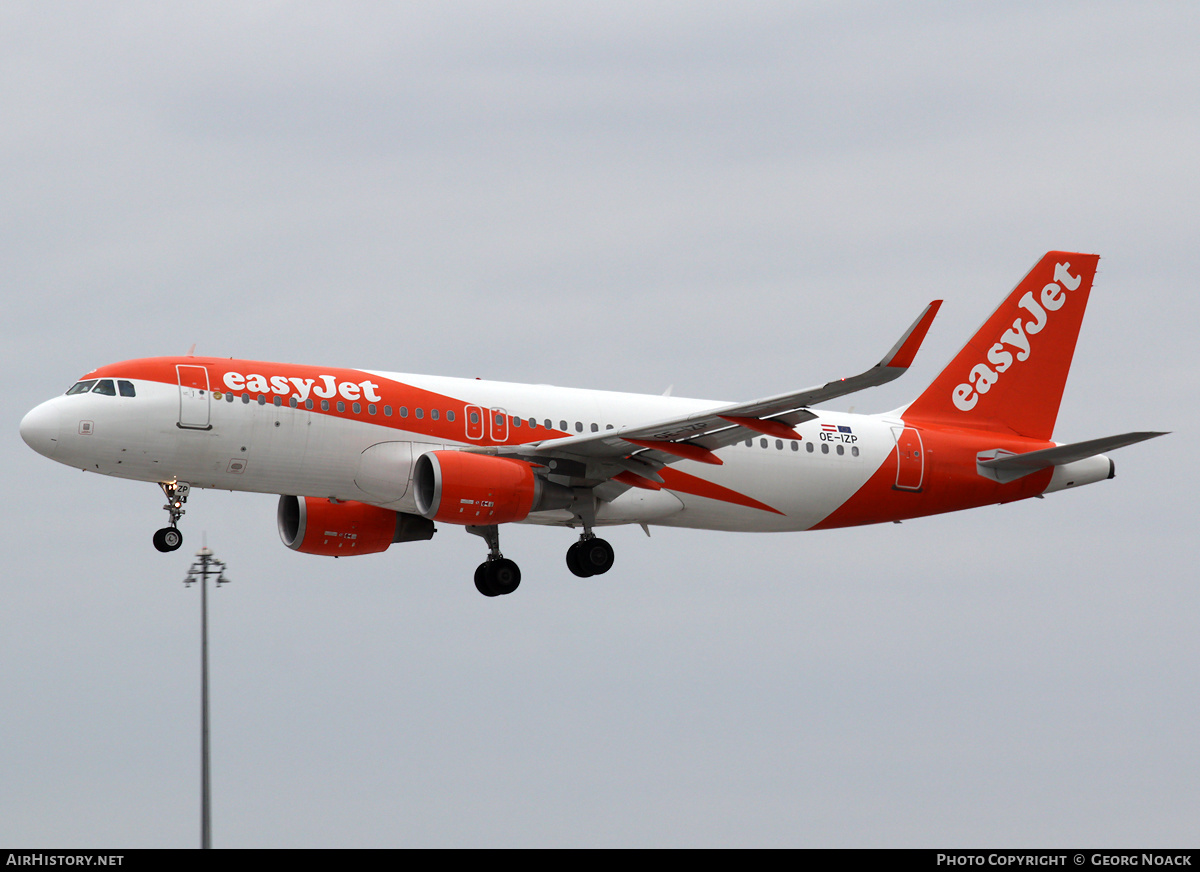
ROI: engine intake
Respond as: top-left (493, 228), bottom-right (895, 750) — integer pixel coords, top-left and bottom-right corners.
top-left (277, 495), bottom-right (434, 556)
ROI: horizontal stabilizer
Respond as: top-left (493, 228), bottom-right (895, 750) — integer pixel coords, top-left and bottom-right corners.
top-left (979, 431), bottom-right (1168, 472)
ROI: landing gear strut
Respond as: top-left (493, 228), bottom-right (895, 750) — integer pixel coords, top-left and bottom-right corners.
top-left (565, 491), bottom-right (614, 577)
top-left (153, 480), bottom-right (190, 553)
top-left (467, 525), bottom-right (521, 597)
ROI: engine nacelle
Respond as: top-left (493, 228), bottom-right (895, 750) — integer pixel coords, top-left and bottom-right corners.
top-left (277, 495), bottom-right (434, 556)
top-left (413, 450), bottom-right (572, 525)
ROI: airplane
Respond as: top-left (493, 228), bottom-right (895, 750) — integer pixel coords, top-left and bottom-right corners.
top-left (20, 251), bottom-right (1164, 596)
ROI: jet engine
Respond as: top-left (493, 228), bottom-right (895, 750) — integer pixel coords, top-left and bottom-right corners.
top-left (413, 450), bottom-right (572, 525)
top-left (277, 495), bottom-right (434, 556)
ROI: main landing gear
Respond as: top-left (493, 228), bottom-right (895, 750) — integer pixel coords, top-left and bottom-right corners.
top-left (152, 480), bottom-right (190, 553)
top-left (564, 489), bottom-right (614, 578)
top-left (566, 534), bottom-right (615, 578)
top-left (467, 525), bottom-right (521, 597)
top-left (466, 526), bottom-right (616, 596)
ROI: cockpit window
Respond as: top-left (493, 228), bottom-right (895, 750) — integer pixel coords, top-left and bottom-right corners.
top-left (66, 380), bottom-right (97, 395)
top-left (118, 380), bottom-right (136, 397)
top-left (92, 379), bottom-right (117, 396)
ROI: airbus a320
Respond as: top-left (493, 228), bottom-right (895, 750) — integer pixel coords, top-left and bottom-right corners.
top-left (20, 252), bottom-right (1164, 596)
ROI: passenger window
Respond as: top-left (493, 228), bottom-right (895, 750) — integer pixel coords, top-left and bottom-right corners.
top-left (368, 404), bottom-right (377, 415)
top-left (337, 401), bottom-right (345, 412)
top-left (290, 397), bottom-right (298, 408)
top-left (821, 443), bottom-right (829, 454)
top-left (806, 442), bottom-right (814, 453)
top-left (118, 380), bottom-right (136, 397)
top-left (226, 392), bottom-right (234, 403)
top-left (430, 409), bottom-right (438, 420)
top-left (353, 402), bottom-right (361, 414)
top-left (528, 418), bottom-right (536, 428)
top-left (745, 439), bottom-right (753, 447)
top-left (776, 439), bottom-right (783, 450)
top-left (791, 441), bottom-right (799, 451)
top-left (321, 400), bottom-right (329, 411)
top-left (760, 438), bottom-right (768, 449)
top-left (242, 393), bottom-right (250, 404)
top-left (274, 396), bottom-right (282, 407)
top-left (400, 407), bottom-right (409, 418)
top-left (415, 408), bottom-right (424, 419)
top-left (470, 411), bottom-right (480, 424)
top-left (559, 420), bottom-right (567, 431)
top-left (258, 395), bottom-right (266, 406)
top-left (851, 446), bottom-right (859, 457)
top-left (606, 424), bottom-right (614, 430)
top-left (544, 419), bottom-right (552, 429)
top-left (66, 380), bottom-right (97, 395)
top-left (575, 422), bottom-right (583, 433)
top-left (384, 405), bottom-right (392, 416)
top-left (93, 379), bottom-right (116, 396)
top-left (591, 423), bottom-right (599, 432)
top-left (836, 444), bottom-right (844, 455)
top-left (306, 399), bottom-right (314, 410)
top-left (447, 410), bottom-right (455, 422)
top-left (513, 416), bottom-right (521, 427)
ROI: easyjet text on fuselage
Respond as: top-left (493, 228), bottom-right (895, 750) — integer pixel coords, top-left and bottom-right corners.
top-left (222, 371), bottom-right (383, 404)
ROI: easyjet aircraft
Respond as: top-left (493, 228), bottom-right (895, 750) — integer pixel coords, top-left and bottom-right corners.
top-left (21, 252), bottom-right (1163, 596)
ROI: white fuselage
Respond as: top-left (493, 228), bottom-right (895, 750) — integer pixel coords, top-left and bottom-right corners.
top-left (23, 367), bottom-right (896, 533)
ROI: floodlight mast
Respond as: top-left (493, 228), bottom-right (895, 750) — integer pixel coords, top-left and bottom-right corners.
top-left (183, 543), bottom-right (228, 850)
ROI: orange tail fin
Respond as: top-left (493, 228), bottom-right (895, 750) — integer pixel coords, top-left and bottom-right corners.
top-left (903, 251), bottom-right (1099, 440)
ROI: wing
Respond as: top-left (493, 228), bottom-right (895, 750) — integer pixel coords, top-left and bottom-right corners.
top-left (489, 300), bottom-right (942, 490)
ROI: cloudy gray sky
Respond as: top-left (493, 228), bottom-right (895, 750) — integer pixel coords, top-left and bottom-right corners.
top-left (4, 1), bottom-right (1196, 848)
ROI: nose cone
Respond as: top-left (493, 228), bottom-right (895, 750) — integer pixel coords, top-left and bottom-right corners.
top-left (20, 400), bottom-right (62, 458)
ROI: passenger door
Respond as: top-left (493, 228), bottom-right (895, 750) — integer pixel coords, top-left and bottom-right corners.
top-left (176, 365), bottom-right (211, 430)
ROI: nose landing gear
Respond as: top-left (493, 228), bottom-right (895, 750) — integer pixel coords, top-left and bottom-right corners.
top-left (153, 480), bottom-right (190, 553)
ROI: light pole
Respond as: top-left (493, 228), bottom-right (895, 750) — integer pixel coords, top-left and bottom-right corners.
top-left (183, 543), bottom-right (228, 850)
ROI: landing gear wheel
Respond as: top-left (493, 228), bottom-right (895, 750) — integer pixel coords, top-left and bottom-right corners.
top-left (582, 537), bottom-right (614, 575)
top-left (465, 526), bottom-right (520, 597)
top-left (566, 541), bottom-right (594, 578)
top-left (474, 563), bottom-right (499, 597)
top-left (153, 527), bottom-right (183, 553)
top-left (485, 558), bottom-right (521, 596)
top-left (568, 537), bottom-right (614, 577)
